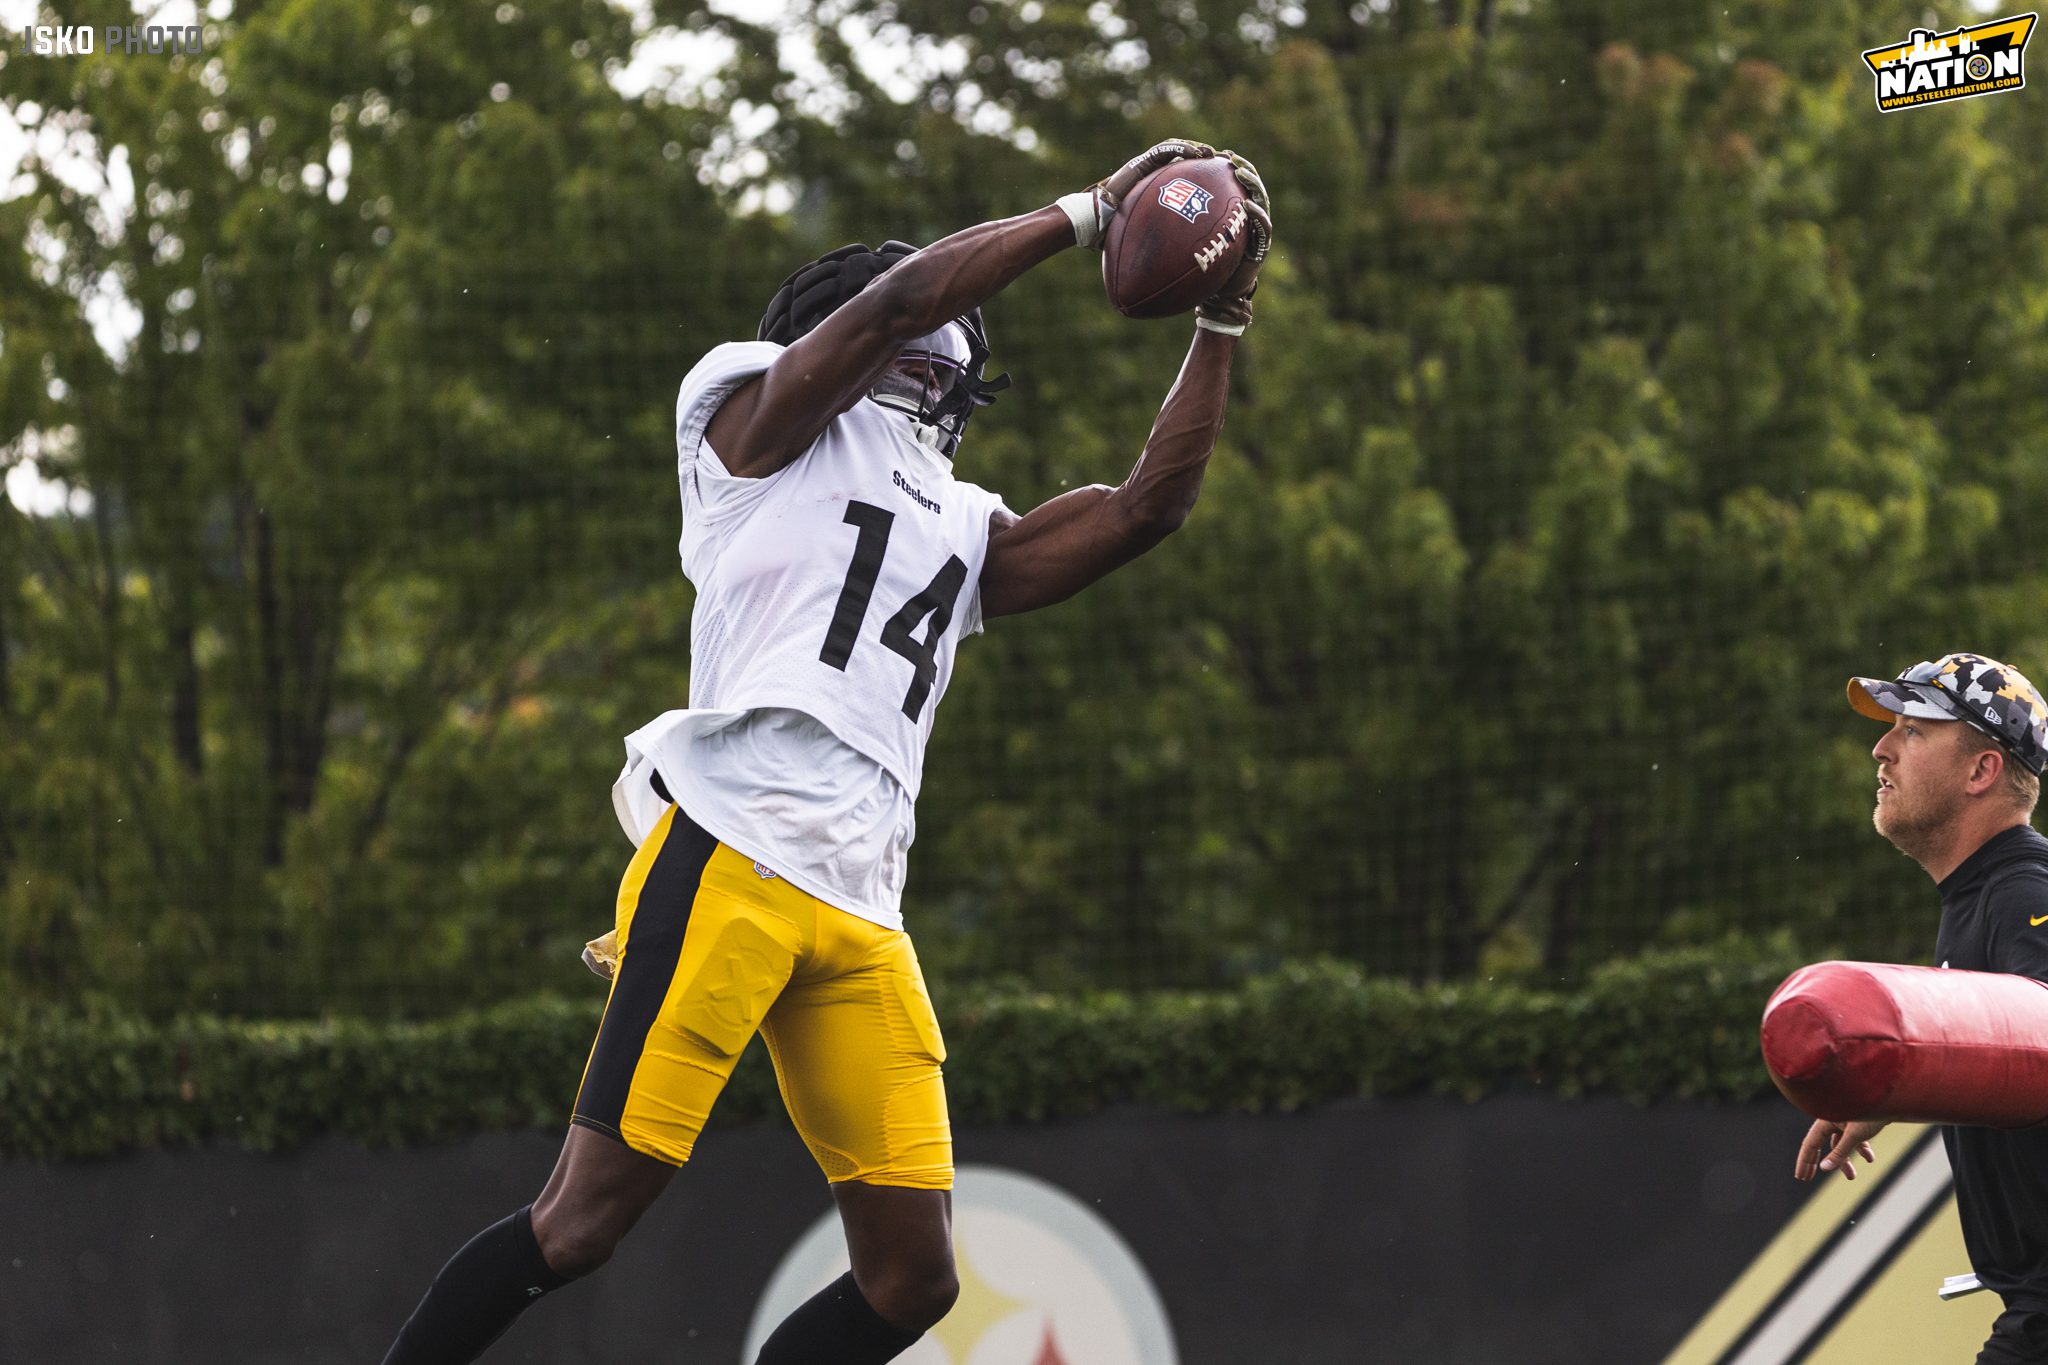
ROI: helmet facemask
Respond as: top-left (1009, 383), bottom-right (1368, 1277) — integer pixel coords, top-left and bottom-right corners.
top-left (871, 323), bottom-right (988, 457)
top-left (757, 241), bottom-right (1011, 461)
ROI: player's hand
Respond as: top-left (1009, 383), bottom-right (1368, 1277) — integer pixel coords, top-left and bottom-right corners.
top-left (1060, 138), bottom-right (1215, 250)
top-left (1795, 1118), bottom-right (1886, 1181)
top-left (1196, 149), bottom-right (1272, 334)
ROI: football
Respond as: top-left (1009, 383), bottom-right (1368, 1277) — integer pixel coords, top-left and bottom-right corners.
top-left (1101, 157), bottom-right (1251, 319)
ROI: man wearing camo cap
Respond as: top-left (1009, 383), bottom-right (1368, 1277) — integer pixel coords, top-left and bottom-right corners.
top-left (1796, 652), bottom-right (2048, 1364)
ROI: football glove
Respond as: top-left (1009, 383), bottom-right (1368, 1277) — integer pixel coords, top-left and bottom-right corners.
top-left (582, 929), bottom-right (620, 982)
top-left (1058, 138), bottom-right (1216, 250)
top-left (1195, 150), bottom-right (1272, 335)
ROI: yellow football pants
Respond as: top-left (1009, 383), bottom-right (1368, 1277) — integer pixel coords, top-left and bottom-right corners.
top-left (571, 803), bottom-right (952, 1189)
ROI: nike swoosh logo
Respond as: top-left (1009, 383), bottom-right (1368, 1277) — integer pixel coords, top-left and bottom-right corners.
top-left (2031, 915), bottom-right (2048, 927)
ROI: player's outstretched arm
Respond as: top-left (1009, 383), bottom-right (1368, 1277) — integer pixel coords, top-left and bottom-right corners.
top-left (707, 139), bottom-right (1219, 480)
top-left (979, 153), bottom-right (1271, 620)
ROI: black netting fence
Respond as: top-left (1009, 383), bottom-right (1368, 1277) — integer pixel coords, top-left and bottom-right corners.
top-left (2, 0), bottom-right (2040, 1017)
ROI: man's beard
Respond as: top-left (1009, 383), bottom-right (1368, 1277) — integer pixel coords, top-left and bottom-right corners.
top-left (1873, 785), bottom-right (1960, 865)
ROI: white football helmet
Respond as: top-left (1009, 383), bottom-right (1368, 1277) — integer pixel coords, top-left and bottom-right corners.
top-left (869, 322), bottom-right (975, 454)
top-left (756, 241), bottom-right (1010, 461)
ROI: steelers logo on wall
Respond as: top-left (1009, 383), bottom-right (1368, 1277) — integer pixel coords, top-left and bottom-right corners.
top-left (744, 1166), bottom-right (1179, 1365)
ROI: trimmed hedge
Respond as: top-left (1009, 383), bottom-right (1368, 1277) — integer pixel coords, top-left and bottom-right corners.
top-left (0, 943), bottom-right (1809, 1162)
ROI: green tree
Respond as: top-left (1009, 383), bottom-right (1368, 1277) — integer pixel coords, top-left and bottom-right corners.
top-left (0, 0), bottom-right (782, 1012)
top-left (5, 0), bottom-right (2041, 1015)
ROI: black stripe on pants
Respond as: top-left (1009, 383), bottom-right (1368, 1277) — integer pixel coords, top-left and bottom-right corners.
top-left (572, 806), bottom-right (717, 1136)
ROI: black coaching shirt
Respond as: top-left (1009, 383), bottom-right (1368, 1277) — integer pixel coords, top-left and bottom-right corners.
top-left (1935, 822), bottom-right (2048, 1310)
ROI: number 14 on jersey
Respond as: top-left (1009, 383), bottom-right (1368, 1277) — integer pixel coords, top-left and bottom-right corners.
top-left (818, 501), bottom-right (968, 722)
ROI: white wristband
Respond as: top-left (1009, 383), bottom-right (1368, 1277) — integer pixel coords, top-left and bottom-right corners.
top-left (1056, 190), bottom-right (1104, 249)
top-left (1195, 316), bottom-right (1247, 336)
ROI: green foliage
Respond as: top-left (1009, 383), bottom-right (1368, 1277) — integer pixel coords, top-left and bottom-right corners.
top-left (1, 0), bottom-right (788, 1014)
top-left (0, 942), bottom-right (1807, 1161)
top-left (0, 0), bottom-right (2032, 1013)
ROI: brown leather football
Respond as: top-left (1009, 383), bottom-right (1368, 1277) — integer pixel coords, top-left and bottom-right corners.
top-left (1101, 157), bottom-right (1250, 319)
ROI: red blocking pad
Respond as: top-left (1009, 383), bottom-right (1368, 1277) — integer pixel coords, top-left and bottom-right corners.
top-left (1762, 961), bottom-right (2048, 1126)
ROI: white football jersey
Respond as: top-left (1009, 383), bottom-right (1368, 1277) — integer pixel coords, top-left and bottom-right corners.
top-left (610, 340), bottom-right (1010, 928)
top-left (675, 339), bottom-right (1009, 793)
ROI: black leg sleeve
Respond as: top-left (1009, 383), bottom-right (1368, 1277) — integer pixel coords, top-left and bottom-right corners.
top-left (753, 1271), bottom-right (924, 1365)
top-left (381, 1206), bottom-right (571, 1365)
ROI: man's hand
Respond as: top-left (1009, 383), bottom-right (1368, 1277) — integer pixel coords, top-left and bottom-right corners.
top-left (1795, 1118), bottom-right (1887, 1181)
top-left (1195, 150), bottom-right (1272, 335)
top-left (1059, 138), bottom-right (1216, 250)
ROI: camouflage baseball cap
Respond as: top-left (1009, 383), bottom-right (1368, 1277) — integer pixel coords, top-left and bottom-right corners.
top-left (1847, 652), bottom-right (2048, 775)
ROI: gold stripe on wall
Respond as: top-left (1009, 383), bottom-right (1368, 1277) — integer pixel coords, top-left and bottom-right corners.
top-left (1804, 1196), bottom-right (1996, 1364)
top-left (1662, 1125), bottom-right (1925, 1365)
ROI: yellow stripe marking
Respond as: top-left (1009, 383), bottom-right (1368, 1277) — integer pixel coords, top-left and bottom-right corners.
top-left (1804, 1196), bottom-right (1997, 1364)
top-left (1661, 1126), bottom-right (1924, 1365)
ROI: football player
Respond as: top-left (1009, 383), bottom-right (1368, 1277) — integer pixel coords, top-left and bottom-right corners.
top-left (380, 137), bottom-right (1270, 1365)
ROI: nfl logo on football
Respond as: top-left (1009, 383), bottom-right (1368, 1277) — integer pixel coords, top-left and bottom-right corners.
top-left (1156, 178), bottom-right (1213, 224)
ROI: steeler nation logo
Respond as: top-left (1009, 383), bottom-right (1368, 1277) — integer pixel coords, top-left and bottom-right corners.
top-left (1155, 178), bottom-right (1212, 224)
top-left (745, 1166), bottom-right (1179, 1364)
top-left (1862, 13), bottom-right (2036, 112)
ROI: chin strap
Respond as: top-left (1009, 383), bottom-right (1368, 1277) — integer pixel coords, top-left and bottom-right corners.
top-left (871, 393), bottom-right (957, 456)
